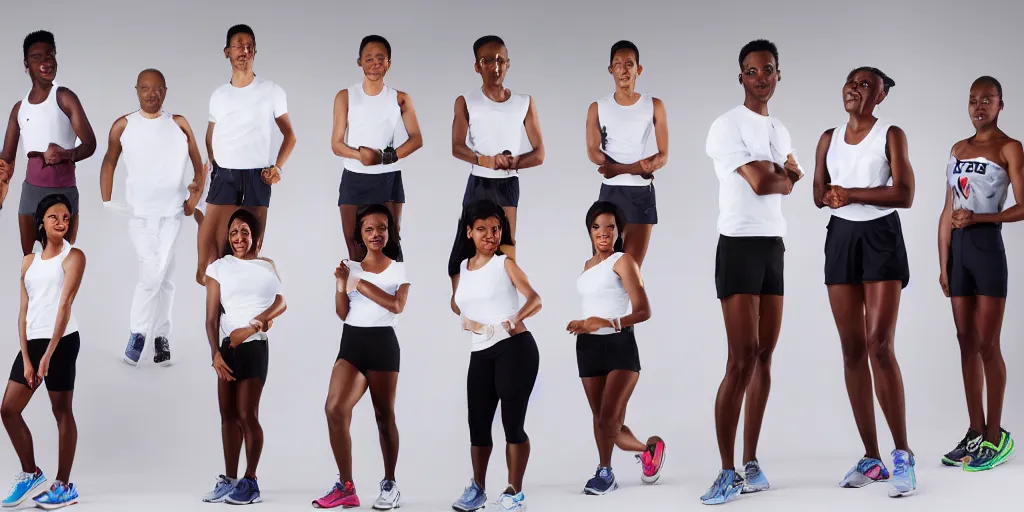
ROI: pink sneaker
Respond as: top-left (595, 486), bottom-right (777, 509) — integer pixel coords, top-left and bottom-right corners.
top-left (312, 481), bottom-right (360, 509)
top-left (638, 438), bottom-right (666, 484)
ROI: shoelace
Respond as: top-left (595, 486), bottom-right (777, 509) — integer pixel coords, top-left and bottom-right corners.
top-left (459, 484), bottom-right (479, 502)
top-left (745, 463), bottom-right (760, 478)
top-left (381, 480), bottom-right (394, 493)
top-left (892, 456), bottom-right (908, 476)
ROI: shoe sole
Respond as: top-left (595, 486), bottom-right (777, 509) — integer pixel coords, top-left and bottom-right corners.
top-left (641, 450), bottom-right (666, 484)
top-left (583, 481), bottom-right (618, 495)
top-left (701, 488), bottom-right (742, 506)
top-left (35, 498), bottom-right (78, 510)
top-left (940, 457), bottom-right (963, 467)
top-left (203, 496), bottom-right (229, 504)
top-left (452, 504), bottom-right (486, 512)
top-left (121, 355), bottom-right (140, 367)
top-left (2, 478), bottom-right (48, 508)
top-left (225, 495), bottom-right (262, 505)
top-left (371, 501), bottom-right (400, 510)
top-left (156, 359), bottom-right (174, 367)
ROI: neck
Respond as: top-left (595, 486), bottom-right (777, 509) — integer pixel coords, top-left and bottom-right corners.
top-left (230, 69), bottom-right (255, 87)
top-left (594, 248), bottom-right (614, 259)
top-left (474, 249), bottom-right (497, 260)
top-left (31, 79), bottom-right (54, 94)
top-left (363, 249), bottom-right (385, 262)
top-left (362, 77), bottom-right (385, 95)
top-left (613, 84), bottom-right (637, 102)
top-left (743, 96), bottom-right (769, 116)
top-left (139, 108), bottom-right (161, 119)
top-left (481, 83), bottom-right (507, 102)
top-left (974, 123), bottom-right (1001, 142)
top-left (42, 238), bottom-right (63, 256)
top-left (847, 113), bottom-right (877, 131)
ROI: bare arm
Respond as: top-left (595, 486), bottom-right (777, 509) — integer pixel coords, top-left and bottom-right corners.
top-left (813, 129), bottom-right (834, 208)
top-left (0, 102), bottom-right (21, 181)
top-left (641, 97), bottom-right (670, 173)
top-left (938, 185), bottom-right (953, 289)
top-left (737, 160), bottom-right (795, 196)
top-left (450, 274), bottom-right (461, 316)
top-left (395, 91), bottom-right (423, 159)
top-left (504, 257), bottom-right (541, 324)
top-left (273, 113), bottom-right (296, 170)
top-left (974, 141), bottom-right (1024, 224)
top-left (330, 89), bottom-right (359, 159)
top-left (46, 249), bottom-right (85, 354)
top-left (844, 126), bottom-right (915, 208)
top-left (451, 95), bottom-right (477, 165)
top-left (585, 102), bottom-right (607, 166)
top-left (512, 96), bottom-right (545, 170)
top-left (174, 115), bottom-right (206, 187)
top-left (99, 116), bottom-right (127, 202)
top-left (354, 281), bottom-right (410, 315)
top-left (56, 88), bottom-right (97, 162)
top-left (205, 278), bottom-right (223, 357)
top-left (18, 255), bottom-right (32, 365)
top-left (613, 254), bottom-right (650, 328)
top-left (205, 122), bottom-right (215, 164)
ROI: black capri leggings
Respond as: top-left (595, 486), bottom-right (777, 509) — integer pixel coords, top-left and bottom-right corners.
top-left (467, 331), bottom-right (539, 447)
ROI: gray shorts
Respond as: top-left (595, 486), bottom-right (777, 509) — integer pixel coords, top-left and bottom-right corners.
top-left (19, 181), bottom-right (79, 216)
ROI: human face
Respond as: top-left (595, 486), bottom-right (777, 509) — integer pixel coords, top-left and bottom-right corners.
top-left (135, 71), bottom-right (166, 114)
top-left (25, 42), bottom-right (57, 83)
top-left (969, 81), bottom-right (1002, 130)
top-left (360, 212), bottom-right (389, 252)
top-left (739, 50), bottom-right (778, 103)
top-left (609, 49), bottom-right (641, 90)
top-left (467, 216), bottom-right (502, 255)
top-left (224, 33), bottom-right (256, 71)
top-left (474, 42), bottom-right (509, 87)
top-left (359, 42), bottom-right (390, 82)
top-left (42, 203), bottom-right (70, 240)
top-left (843, 70), bottom-right (886, 116)
top-left (228, 218), bottom-right (254, 257)
top-left (589, 212), bottom-right (618, 253)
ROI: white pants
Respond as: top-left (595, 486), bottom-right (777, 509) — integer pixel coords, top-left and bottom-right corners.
top-left (128, 213), bottom-right (183, 339)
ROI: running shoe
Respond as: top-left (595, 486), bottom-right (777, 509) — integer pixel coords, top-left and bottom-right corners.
top-left (965, 429), bottom-right (1015, 472)
top-left (122, 333), bottom-right (145, 366)
top-left (942, 428), bottom-right (983, 466)
top-left (741, 460), bottom-right (769, 493)
top-left (32, 481), bottom-right (78, 510)
top-left (2, 469), bottom-right (46, 508)
top-left (839, 457), bottom-right (889, 488)
top-left (201, 475), bottom-right (236, 503)
top-left (700, 469), bottom-right (744, 505)
top-left (452, 479), bottom-right (487, 512)
top-left (487, 487), bottom-right (526, 511)
top-left (638, 438), bottom-right (666, 484)
top-left (888, 449), bottom-right (916, 497)
top-left (313, 481), bottom-right (359, 509)
top-left (583, 467), bottom-right (617, 495)
top-left (372, 479), bottom-right (400, 510)
top-left (225, 477), bottom-right (261, 505)
top-left (153, 336), bottom-right (172, 366)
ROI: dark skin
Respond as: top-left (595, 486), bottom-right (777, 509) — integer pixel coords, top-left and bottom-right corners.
top-left (585, 49), bottom-right (669, 267)
top-left (327, 212), bottom-right (409, 484)
top-left (812, 70), bottom-right (915, 459)
top-left (332, 42), bottom-right (423, 262)
top-left (1, 203), bottom-right (85, 485)
top-left (0, 42), bottom-right (97, 256)
top-left (205, 218), bottom-right (287, 480)
top-left (938, 80), bottom-right (1024, 446)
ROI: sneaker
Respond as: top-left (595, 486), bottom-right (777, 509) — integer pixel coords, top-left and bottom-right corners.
top-left (942, 429), bottom-right (983, 466)
top-left (888, 450), bottom-right (916, 497)
top-left (225, 476), bottom-right (261, 505)
top-left (487, 487), bottom-right (526, 511)
top-left (122, 333), bottom-right (145, 366)
top-left (700, 469), bottom-right (744, 505)
top-left (153, 336), bottom-right (172, 366)
top-left (312, 481), bottom-right (359, 509)
top-left (2, 469), bottom-right (47, 507)
top-left (372, 479), bottom-right (400, 510)
top-left (202, 475), bottom-right (237, 503)
top-left (741, 460), bottom-right (769, 493)
top-left (965, 429), bottom-right (1015, 472)
top-left (32, 481), bottom-right (78, 510)
top-left (638, 438), bottom-right (666, 484)
top-left (583, 467), bottom-right (617, 495)
top-left (839, 457), bottom-right (889, 488)
top-left (452, 479), bottom-right (487, 512)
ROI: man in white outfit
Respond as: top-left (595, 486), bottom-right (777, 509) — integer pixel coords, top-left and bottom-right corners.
top-left (99, 69), bottom-right (205, 366)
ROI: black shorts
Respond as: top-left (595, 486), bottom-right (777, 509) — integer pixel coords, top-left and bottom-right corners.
top-left (338, 169), bottom-right (406, 206)
top-left (715, 235), bottom-right (785, 299)
top-left (206, 163), bottom-right (272, 208)
top-left (576, 328), bottom-right (641, 378)
top-left (462, 174), bottom-right (519, 208)
top-left (824, 212), bottom-right (910, 288)
top-left (219, 338), bottom-right (269, 382)
top-left (9, 332), bottom-right (81, 392)
top-left (337, 324), bottom-right (400, 375)
top-left (950, 224), bottom-right (1008, 298)
top-left (598, 184), bottom-right (657, 225)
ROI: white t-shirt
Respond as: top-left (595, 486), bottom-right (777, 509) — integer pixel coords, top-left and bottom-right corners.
top-left (343, 259), bottom-right (409, 327)
top-left (121, 111), bottom-right (191, 217)
top-left (706, 105), bottom-right (800, 237)
top-left (206, 255), bottom-right (282, 344)
top-left (209, 76), bottom-right (287, 170)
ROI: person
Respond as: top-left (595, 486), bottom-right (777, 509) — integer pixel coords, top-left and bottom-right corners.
top-left (568, 200), bottom-right (665, 495)
top-left (938, 75), bottom-right (1022, 472)
top-left (449, 200), bottom-right (541, 512)
top-left (99, 68), bottom-right (205, 367)
top-left (0, 31), bottom-right (97, 256)
top-left (1, 194), bottom-right (85, 509)
top-left (201, 209), bottom-right (286, 505)
top-left (812, 67), bottom-right (917, 496)
top-left (701, 39), bottom-right (803, 505)
top-left (332, 35), bottom-right (423, 262)
top-left (197, 24), bottom-right (296, 284)
top-left (585, 41), bottom-right (668, 267)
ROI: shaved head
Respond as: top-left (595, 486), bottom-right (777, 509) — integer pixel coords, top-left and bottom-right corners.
top-left (137, 68), bottom-right (166, 87)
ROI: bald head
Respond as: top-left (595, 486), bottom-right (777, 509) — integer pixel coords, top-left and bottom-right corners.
top-left (135, 68), bottom-right (167, 115)
top-left (137, 68), bottom-right (166, 87)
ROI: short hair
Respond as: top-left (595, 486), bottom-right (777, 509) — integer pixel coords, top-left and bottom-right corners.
top-left (137, 68), bottom-right (166, 86)
top-left (585, 201), bottom-right (627, 254)
top-left (972, 75), bottom-right (1003, 100)
top-left (34, 193), bottom-right (72, 249)
top-left (609, 40), bottom-right (640, 65)
top-left (225, 24), bottom-right (255, 49)
top-left (221, 208), bottom-right (263, 258)
top-left (352, 204), bottom-right (403, 262)
top-left (359, 35), bottom-right (391, 59)
top-left (23, 30), bottom-right (55, 60)
top-left (738, 39), bottom-right (779, 69)
top-left (447, 200), bottom-right (514, 276)
top-left (473, 35), bottom-right (506, 59)
top-left (847, 66), bottom-right (896, 94)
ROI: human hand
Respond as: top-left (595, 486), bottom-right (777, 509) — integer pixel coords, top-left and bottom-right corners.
top-left (951, 208), bottom-right (975, 229)
top-left (38, 353), bottom-right (51, 382)
top-left (228, 326), bottom-right (254, 347)
top-left (22, 359), bottom-right (39, 389)
top-left (0, 159), bottom-right (11, 182)
top-left (335, 261), bottom-right (351, 293)
top-left (212, 352), bottom-right (235, 381)
top-left (784, 155), bottom-right (804, 181)
top-left (493, 153), bottom-right (513, 170)
top-left (359, 146), bottom-right (382, 166)
top-left (261, 165), bottom-right (281, 185)
top-left (43, 143), bottom-right (70, 165)
top-left (823, 185), bottom-right (849, 208)
top-left (939, 272), bottom-right (950, 298)
top-left (639, 156), bottom-right (657, 173)
top-left (597, 166), bottom-right (617, 179)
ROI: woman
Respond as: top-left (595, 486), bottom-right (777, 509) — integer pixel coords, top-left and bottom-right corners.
top-left (314, 204), bottom-right (409, 510)
top-left (812, 67), bottom-right (916, 497)
top-left (1, 193), bottom-right (85, 509)
top-left (201, 209), bottom-right (286, 506)
top-left (568, 200), bottom-right (665, 495)
top-left (449, 200), bottom-right (541, 512)
top-left (938, 75), bottom-right (1022, 471)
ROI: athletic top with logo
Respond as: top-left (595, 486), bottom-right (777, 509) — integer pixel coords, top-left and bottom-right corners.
top-left (454, 254), bottom-right (521, 351)
top-left (947, 155), bottom-right (1010, 216)
top-left (343, 260), bottom-right (409, 327)
top-left (25, 240), bottom-right (79, 340)
top-left (464, 88), bottom-right (531, 179)
top-left (597, 94), bottom-right (655, 186)
top-left (826, 120), bottom-right (894, 222)
top-left (205, 255), bottom-right (283, 344)
top-left (344, 83), bottom-right (401, 175)
top-left (577, 252), bottom-right (630, 335)
top-left (706, 105), bottom-right (800, 237)
top-left (17, 84), bottom-right (77, 188)
top-left (209, 76), bottom-right (288, 170)
top-left (120, 111), bottom-right (191, 217)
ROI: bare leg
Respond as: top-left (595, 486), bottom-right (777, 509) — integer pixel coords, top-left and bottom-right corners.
top-left (48, 391), bottom-right (76, 483)
top-left (324, 359), bottom-right (369, 482)
top-left (742, 295), bottom-right (783, 464)
top-left (863, 281), bottom-right (910, 454)
top-left (198, 204), bottom-right (232, 283)
top-left (244, 206), bottom-right (268, 255)
top-left (951, 297), bottom-right (985, 434)
top-left (236, 379), bottom-right (265, 478)
top-left (715, 294), bottom-right (760, 470)
top-left (217, 379), bottom-right (241, 479)
top-left (339, 204), bottom-right (364, 262)
top-left (828, 284), bottom-right (879, 458)
top-left (18, 214), bottom-right (35, 256)
top-left (976, 296), bottom-right (1007, 445)
top-left (194, 210), bottom-right (206, 285)
top-left (622, 224), bottom-right (654, 268)
top-left (1, 381), bottom-right (38, 473)
top-left (502, 206), bottom-right (517, 244)
top-left (595, 371), bottom-right (641, 467)
top-left (367, 371), bottom-right (400, 481)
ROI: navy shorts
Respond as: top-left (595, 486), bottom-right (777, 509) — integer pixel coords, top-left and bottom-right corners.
top-left (462, 174), bottom-right (519, 208)
top-left (824, 212), bottom-right (910, 289)
top-left (206, 163), bottom-right (272, 208)
top-left (338, 169), bottom-right (406, 206)
top-left (715, 235), bottom-right (785, 299)
top-left (598, 183), bottom-right (657, 224)
top-left (949, 224), bottom-right (1007, 298)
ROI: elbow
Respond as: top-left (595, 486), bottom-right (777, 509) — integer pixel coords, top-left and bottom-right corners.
top-left (636, 308), bottom-right (651, 324)
top-left (532, 146), bottom-right (545, 165)
top-left (389, 300), bottom-right (405, 315)
top-left (408, 134), bottom-right (424, 153)
top-left (899, 188), bottom-right (915, 209)
top-left (335, 308), bottom-right (347, 321)
top-left (331, 143), bottom-right (344, 157)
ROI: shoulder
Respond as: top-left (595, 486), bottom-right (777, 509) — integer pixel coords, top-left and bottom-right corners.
top-left (612, 251), bottom-right (637, 270)
top-left (1000, 138), bottom-right (1024, 160)
top-left (708, 112), bottom-right (737, 137)
top-left (950, 139), bottom-right (968, 155)
top-left (651, 96), bottom-right (665, 109)
top-left (820, 127), bottom-right (836, 142)
top-left (255, 256), bottom-right (281, 278)
top-left (66, 247), bottom-right (86, 265)
top-left (20, 253), bottom-right (34, 273)
top-left (55, 86), bottom-right (79, 102)
top-left (885, 125), bottom-right (907, 141)
top-left (10, 100), bottom-right (22, 118)
top-left (111, 114), bottom-right (130, 132)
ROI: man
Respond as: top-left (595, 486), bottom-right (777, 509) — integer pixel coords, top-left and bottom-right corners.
top-left (197, 24), bottom-right (296, 283)
top-left (701, 39), bottom-right (803, 505)
top-left (0, 30), bottom-right (97, 255)
top-left (100, 69), bottom-right (204, 367)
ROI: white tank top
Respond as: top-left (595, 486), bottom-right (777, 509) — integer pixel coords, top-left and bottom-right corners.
top-left (464, 88), bottom-right (531, 179)
top-left (25, 241), bottom-right (79, 340)
top-left (826, 120), bottom-right (894, 221)
top-left (947, 155), bottom-right (1010, 216)
top-left (121, 111), bottom-right (191, 217)
top-left (453, 254), bottom-right (521, 351)
top-left (18, 84), bottom-right (77, 154)
top-left (577, 252), bottom-right (630, 335)
top-left (597, 94), bottom-right (654, 186)
top-left (344, 83), bottom-right (401, 175)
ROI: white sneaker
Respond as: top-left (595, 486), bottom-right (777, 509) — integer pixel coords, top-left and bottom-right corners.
top-left (372, 479), bottom-right (400, 510)
top-left (487, 487), bottom-right (526, 511)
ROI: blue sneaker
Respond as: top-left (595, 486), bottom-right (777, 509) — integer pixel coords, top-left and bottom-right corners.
top-left (888, 450), bottom-right (916, 497)
top-left (452, 479), bottom-right (487, 511)
top-left (490, 487), bottom-right (526, 511)
top-left (201, 474), bottom-right (237, 503)
top-left (2, 469), bottom-right (47, 507)
top-left (583, 466), bottom-right (617, 495)
top-left (700, 469), bottom-right (744, 505)
top-left (225, 477), bottom-right (261, 505)
top-left (122, 333), bottom-right (145, 366)
top-left (32, 481), bottom-right (78, 510)
top-left (741, 460), bottom-right (769, 493)
top-left (839, 457), bottom-right (889, 488)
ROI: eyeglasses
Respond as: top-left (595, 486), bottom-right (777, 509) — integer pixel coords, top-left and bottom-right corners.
top-left (478, 57), bottom-right (510, 67)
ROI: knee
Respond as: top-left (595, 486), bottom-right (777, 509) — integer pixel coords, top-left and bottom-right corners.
top-left (0, 403), bottom-right (19, 424)
top-left (956, 331), bottom-right (980, 355)
top-left (236, 407), bottom-right (259, 428)
top-left (325, 400), bottom-right (351, 426)
top-left (755, 345), bottom-right (774, 367)
top-left (726, 342), bottom-right (758, 377)
top-left (504, 424), bottom-right (528, 445)
top-left (841, 339), bottom-right (868, 369)
top-left (597, 409), bottom-right (622, 439)
top-left (868, 332), bottom-right (895, 367)
top-left (979, 339), bottom-right (1002, 363)
top-left (470, 426), bottom-right (493, 448)
top-left (50, 404), bottom-right (73, 424)
top-left (373, 406), bottom-right (396, 429)
top-left (219, 406), bottom-right (239, 425)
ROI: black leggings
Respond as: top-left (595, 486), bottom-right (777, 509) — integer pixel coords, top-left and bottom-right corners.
top-left (467, 331), bottom-right (539, 447)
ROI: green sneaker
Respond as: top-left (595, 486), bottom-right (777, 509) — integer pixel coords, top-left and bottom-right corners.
top-left (964, 430), bottom-right (1014, 472)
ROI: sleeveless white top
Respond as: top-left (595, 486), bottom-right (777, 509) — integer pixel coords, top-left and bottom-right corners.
top-left (344, 83), bottom-right (401, 175)
top-left (464, 88), bottom-right (531, 179)
top-left (343, 260), bottom-right (409, 327)
top-left (597, 94), bottom-right (655, 186)
top-left (826, 120), bottom-right (894, 221)
top-left (120, 111), bottom-right (191, 217)
top-left (577, 252), bottom-right (630, 335)
top-left (453, 254), bottom-right (521, 351)
top-left (947, 155), bottom-right (1010, 215)
top-left (18, 83), bottom-right (77, 155)
top-left (25, 241), bottom-right (79, 340)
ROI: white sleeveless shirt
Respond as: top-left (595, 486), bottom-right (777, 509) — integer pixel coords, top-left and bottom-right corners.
top-left (18, 83), bottom-right (77, 155)
top-left (453, 254), bottom-right (521, 351)
top-left (826, 120), bottom-right (894, 221)
top-left (344, 83), bottom-right (401, 175)
top-left (577, 252), bottom-right (630, 335)
top-left (120, 111), bottom-right (191, 217)
top-left (25, 241), bottom-right (79, 340)
top-left (464, 88), bottom-right (531, 179)
top-left (596, 94), bottom-right (655, 186)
